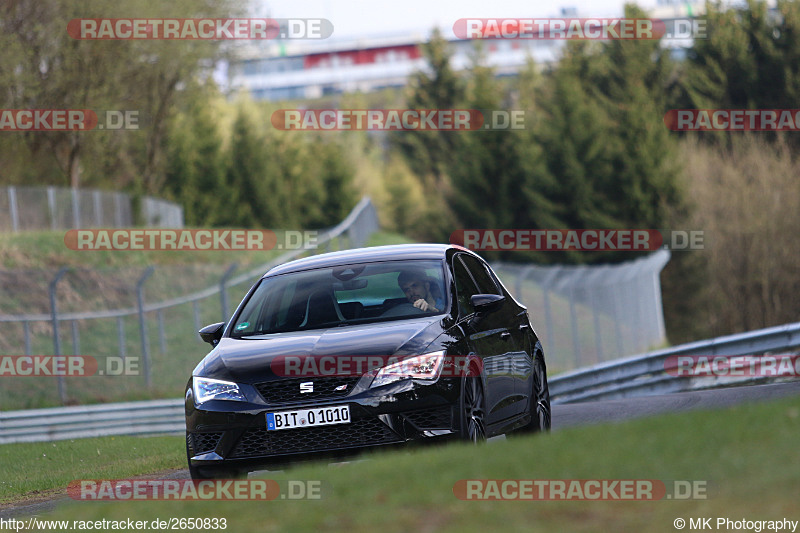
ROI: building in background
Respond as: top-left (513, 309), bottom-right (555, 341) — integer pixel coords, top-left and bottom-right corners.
top-left (228, 31), bottom-right (561, 101)
top-left (228, 1), bottom-right (716, 102)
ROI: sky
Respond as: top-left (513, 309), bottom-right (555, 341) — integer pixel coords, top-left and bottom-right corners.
top-left (251, 0), bottom-right (672, 42)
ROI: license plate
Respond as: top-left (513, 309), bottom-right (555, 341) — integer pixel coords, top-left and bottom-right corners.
top-left (266, 405), bottom-right (350, 431)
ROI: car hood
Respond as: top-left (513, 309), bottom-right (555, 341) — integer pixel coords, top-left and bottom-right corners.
top-left (195, 316), bottom-right (447, 383)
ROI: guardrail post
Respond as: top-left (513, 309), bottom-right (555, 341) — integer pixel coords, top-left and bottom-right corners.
top-left (47, 187), bottom-right (58, 230)
top-left (568, 285), bottom-right (581, 368)
top-left (136, 266), bottom-right (155, 387)
top-left (539, 269), bottom-right (558, 363)
top-left (157, 309), bottom-right (167, 354)
top-left (49, 267), bottom-right (70, 404)
top-left (515, 266), bottom-right (534, 305)
top-left (193, 301), bottom-right (201, 342)
top-left (612, 283), bottom-right (625, 358)
top-left (114, 193), bottom-right (124, 226)
top-left (117, 316), bottom-right (127, 360)
top-left (93, 190), bottom-right (103, 227)
top-left (23, 321), bottom-right (31, 355)
top-left (219, 263), bottom-right (238, 322)
top-left (71, 320), bottom-right (80, 356)
top-left (590, 287), bottom-right (603, 364)
top-left (71, 187), bottom-right (80, 228)
top-left (9, 186), bottom-right (19, 232)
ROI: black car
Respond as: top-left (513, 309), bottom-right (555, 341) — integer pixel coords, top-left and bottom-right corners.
top-left (185, 244), bottom-right (550, 479)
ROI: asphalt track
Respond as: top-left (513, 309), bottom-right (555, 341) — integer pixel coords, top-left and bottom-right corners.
top-left (2, 380), bottom-right (799, 519)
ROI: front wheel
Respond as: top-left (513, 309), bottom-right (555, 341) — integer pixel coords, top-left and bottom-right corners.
top-left (459, 370), bottom-right (487, 443)
top-left (520, 347), bottom-right (551, 433)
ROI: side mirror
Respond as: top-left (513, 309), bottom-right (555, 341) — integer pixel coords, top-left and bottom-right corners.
top-left (199, 322), bottom-right (225, 346)
top-left (471, 294), bottom-right (505, 314)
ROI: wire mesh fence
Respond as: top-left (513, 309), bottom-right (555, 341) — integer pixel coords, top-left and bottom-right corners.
top-left (0, 198), bottom-right (380, 408)
top-left (492, 250), bottom-right (671, 373)
top-left (0, 186), bottom-right (183, 232)
top-left (0, 197), bottom-right (670, 407)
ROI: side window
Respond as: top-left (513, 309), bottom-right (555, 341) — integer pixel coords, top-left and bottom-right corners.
top-left (460, 255), bottom-right (501, 295)
top-left (452, 256), bottom-right (479, 317)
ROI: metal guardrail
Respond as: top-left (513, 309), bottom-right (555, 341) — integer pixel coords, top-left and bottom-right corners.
top-left (0, 399), bottom-right (184, 444)
top-left (549, 321), bottom-right (800, 404)
top-left (2, 321), bottom-right (799, 444)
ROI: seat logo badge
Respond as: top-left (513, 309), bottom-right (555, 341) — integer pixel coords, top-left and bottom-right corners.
top-left (300, 382), bottom-right (314, 394)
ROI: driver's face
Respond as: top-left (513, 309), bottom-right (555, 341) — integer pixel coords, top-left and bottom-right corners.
top-left (400, 279), bottom-right (429, 303)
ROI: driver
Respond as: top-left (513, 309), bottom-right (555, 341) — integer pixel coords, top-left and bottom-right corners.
top-left (397, 269), bottom-right (445, 313)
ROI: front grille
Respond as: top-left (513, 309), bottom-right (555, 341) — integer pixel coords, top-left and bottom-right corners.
top-left (403, 406), bottom-right (452, 430)
top-left (229, 417), bottom-right (402, 458)
top-left (188, 432), bottom-right (223, 456)
top-left (254, 377), bottom-right (361, 406)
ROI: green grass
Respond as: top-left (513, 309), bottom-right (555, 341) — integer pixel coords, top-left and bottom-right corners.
top-left (12, 395), bottom-right (799, 532)
top-left (0, 230), bottom-right (290, 270)
top-left (0, 231), bottom-right (415, 409)
top-left (0, 435), bottom-right (184, 502)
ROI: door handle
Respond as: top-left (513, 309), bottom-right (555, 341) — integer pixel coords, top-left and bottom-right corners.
top-left (519, 323), bottom-right (530, 330)
top-left (500, 331), bottom-right (511, 340)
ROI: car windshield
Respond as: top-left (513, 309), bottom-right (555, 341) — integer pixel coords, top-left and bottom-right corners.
top-left (231, 260), bottom-right (447, 336)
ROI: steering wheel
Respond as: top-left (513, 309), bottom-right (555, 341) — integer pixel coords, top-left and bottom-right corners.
top-left (380, 302), bottom-right (426, 317)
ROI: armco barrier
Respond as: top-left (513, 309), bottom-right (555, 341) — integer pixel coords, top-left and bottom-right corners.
top-left (549, 321), bottom-right (800, 403)
top-left (0, 399), bottom-right (184, 444)
top-left (2, 322), bottom-right (798, 444)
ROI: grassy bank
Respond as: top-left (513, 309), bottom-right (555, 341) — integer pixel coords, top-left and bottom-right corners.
top-left (6, 394), bottom-right (796, 532)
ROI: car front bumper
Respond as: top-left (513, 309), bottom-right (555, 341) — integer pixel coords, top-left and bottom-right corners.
top-left (186, 376), bottom-right (461, 471)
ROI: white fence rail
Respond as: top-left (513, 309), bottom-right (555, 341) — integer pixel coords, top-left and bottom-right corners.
top-left (0, 186), bottom-right (183, 232)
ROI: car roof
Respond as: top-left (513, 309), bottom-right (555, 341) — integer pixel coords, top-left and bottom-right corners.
top-left (262, 243), bottom-right (472, 278)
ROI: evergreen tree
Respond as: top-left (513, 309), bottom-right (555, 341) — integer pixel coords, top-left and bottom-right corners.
top-left (227, 105), bottom-right (274, 228)
top-left (593, 4), bottom-right (682, 229)
top-left (447, 45), bottom-right (518, 231)
top-left (394, 28), bottom-right (465, 192)
top-left (513, 58), bottom-right (566, 234)
top-left (307, 137), bottom-right (358, 228)
top-left (164, 96), bottom-right (229, 226)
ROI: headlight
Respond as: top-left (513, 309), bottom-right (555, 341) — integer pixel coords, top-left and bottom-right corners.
top-left (370, 351), bottom-right (446, 388)
top-left (192, 377), bottom-right (246, 404)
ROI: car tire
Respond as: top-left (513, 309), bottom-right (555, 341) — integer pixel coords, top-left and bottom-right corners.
top-left (520, 345), bottom-right (551, 433)
top-left (459, 366), bottom-right (487, 443)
